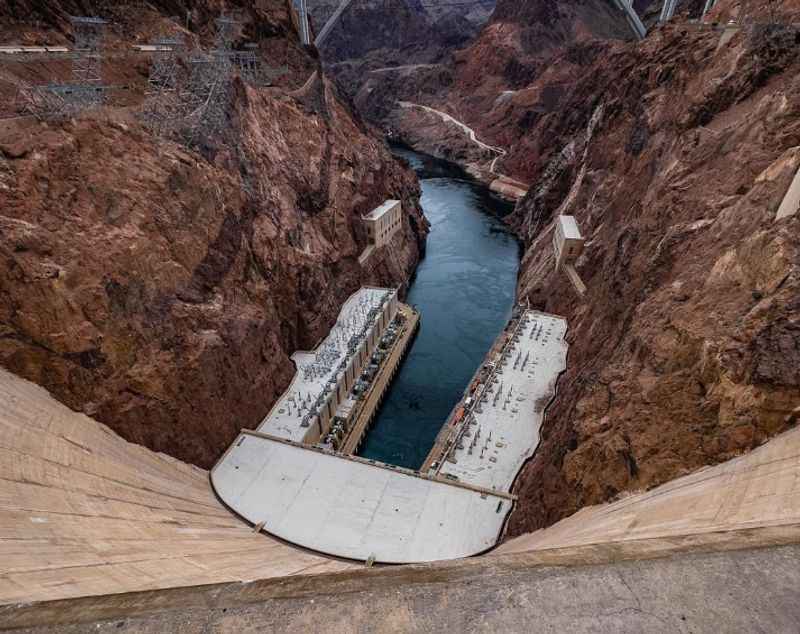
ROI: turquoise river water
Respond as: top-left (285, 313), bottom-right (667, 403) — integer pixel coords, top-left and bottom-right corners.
top-left (358, 147), bottom-right (520, 469)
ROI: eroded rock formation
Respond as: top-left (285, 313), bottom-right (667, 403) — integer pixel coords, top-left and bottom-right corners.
top-left (0, 1), bottom-right (427, 468)
top-left (311, 0), bottom-right (494, 67)
top-left (507, 9), bottom-right (800, 534)
top-left (331, 0), bottom-right (800, 532)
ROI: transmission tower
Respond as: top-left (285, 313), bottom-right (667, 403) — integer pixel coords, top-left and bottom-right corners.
top-left (16, 16), bottom-right (109, 120)
top-left (139, 13), bottom-right (287, 145)
top-left (70, 17), bottom-right (106, 85)
top-left (139, 35), bottom-right (186, 136)
top-left (214, 15), bottom-right (240, 51)
top-left (147, 36), bottom-right (185, 92)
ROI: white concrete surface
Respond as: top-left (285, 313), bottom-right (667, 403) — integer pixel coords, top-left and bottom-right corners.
top-left (0, 46), bottom-right (69, 54)
top-left (553, 215), bottom-right (585, 269)
top-left (211, 433), bottom-right (510, 563)
top-left (215, 306), bottom-right (568, 563)
top-left (0, 369), bottom-right (353, 605)
top-left (776, 165), bottom-right (800, 220)
top-left (258, 287), bottom-right (397, 443)
top-left (439, 312), bottom-right (568, 492)
top-left (559, 215), bottom-right (582, 240)
top-left (364, 199), bottom-right (399, 221)
top-left (132, 44), bottom-right (175, 52)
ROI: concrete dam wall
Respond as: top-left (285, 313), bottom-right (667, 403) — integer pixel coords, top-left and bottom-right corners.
top-left (1, 367), bottom-right (798, 630)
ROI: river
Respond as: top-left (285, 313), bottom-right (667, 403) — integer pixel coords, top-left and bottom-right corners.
top-left (358, 146), bottom-right (520, 469)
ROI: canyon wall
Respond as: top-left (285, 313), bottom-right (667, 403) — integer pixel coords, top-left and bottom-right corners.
top-left (311, 0), bottom-right (493, 65)
top-left (0, 0), bottom-right (427, 468)
top-left (331, 0), bottom-right (800, 532)
top-left (349, 0), bottom-right (705, 182)
top-left (506, 2), bottom-right (800, 534)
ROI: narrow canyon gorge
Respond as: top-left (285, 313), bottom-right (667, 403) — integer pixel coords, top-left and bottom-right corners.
top-left (1, 0), bottom-right (799, 626)
top-left (0, 0), bottom-right (428, 468)
top-left (318, 0), bottom-right (800, 533)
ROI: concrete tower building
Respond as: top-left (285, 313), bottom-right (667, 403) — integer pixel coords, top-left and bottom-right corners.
top-left (553, 215), bottom-right (585, 270)
top-left (364, 199), bottom-right (402, 248)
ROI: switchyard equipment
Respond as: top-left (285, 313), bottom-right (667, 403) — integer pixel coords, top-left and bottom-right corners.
top-left (141, 15), bottom-right (286, 144)
top-left (138, 14), bottom-right (286, 143)
top-left (256, 288), bottom-right (399, 445)
top-left (0, 11), bottom-right (285, 130)
top-left (70, 16), bottom-right (107, 88)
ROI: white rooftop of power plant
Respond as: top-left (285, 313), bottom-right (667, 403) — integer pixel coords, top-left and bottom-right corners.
top-left (559, 215), bottom-right (582, 240)
top-left (364, 199), bottom-right (399, 220)
top-left (211, 434), bottom-right (510, 563)
top-left (438, 311), bottom-right (568, 492)
top-left (258, 287), bottom-right (394, 443)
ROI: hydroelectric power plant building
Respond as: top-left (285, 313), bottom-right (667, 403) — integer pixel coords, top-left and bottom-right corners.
top-left (363, 199), bottom-right (402, 248)
top-left (254, 287), bottom-right (400, 446)
top-left (213, 289), bottom-right (570, 563)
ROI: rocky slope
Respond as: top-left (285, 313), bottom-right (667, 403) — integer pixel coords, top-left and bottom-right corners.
top-left (311, 0), bottom-right (494, 64)
top-left (0, 0), bottom-right (427, 468)
top-left (348, 0), bottom-right (709, 187)
top-left (505, 3), bottom-right (800, 533)
top-left (348, 0), bottom-right (640, 189)
top-left (320, 0), bottom-right (800, 533)
top-left (314, 0), bottom-right (496, 126)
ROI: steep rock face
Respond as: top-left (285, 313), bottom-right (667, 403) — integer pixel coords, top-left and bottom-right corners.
top-left (349, 0), bottom-right (636, 186)
top-left (312, 0), bottom-right (493, 65)
top-left (0, 1), bottom-right (427, 468)
top-left (348, 0), bottom-right (706, 185)
top-left (329, 0), bottom-right (800, 533)
top-left (316, 0), bottom-right (494, 117)
top-left (312, 0), bottom-right (480, 63)
top-left (507, 17), bottom-right (800, 533)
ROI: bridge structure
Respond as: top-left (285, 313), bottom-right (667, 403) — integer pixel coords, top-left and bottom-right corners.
top-left (659, 0), bottom-right (680, 22)
top-left (295, 0), bottom-right (493, 49)
top-left (296, 0), bottom-right (723, 50)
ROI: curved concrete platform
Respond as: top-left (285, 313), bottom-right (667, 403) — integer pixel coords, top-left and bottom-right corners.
top-left (211, 432), bottom-right (511, 563)
top-left (0, 370), bottom-right (352, 606)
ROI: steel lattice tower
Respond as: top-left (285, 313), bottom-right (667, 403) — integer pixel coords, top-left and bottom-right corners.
top-left (139, 12), bottom-right (287, 144)
top-left (70, 17), bottom-right (107, 83)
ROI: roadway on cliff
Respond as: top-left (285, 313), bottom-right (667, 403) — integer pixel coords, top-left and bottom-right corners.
top-left (397, 100), bottom-right (528, 196)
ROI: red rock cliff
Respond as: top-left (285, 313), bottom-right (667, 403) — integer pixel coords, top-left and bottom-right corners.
top-left (506, 4), bottom-right (800, 533)
top-left (0, 0), bottom-right (428, 468)
top-left (335, 0), bottom-right (800, 532)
